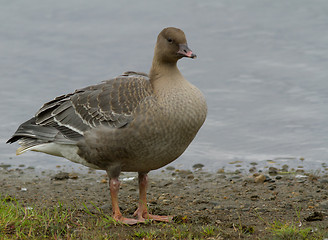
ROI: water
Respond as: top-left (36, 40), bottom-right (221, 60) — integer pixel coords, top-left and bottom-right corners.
top-left (1, 0), bottom-right (328, 172)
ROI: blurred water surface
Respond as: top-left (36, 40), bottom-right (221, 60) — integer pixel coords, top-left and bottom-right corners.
top-left (1, 0), bottom-right (328, 172)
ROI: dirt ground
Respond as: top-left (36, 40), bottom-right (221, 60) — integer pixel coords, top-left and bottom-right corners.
top-left (0, 164), bottom-right (328, 239)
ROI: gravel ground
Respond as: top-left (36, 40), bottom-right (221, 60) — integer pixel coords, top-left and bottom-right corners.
top-left (0, 164), bottom-right (328, 239)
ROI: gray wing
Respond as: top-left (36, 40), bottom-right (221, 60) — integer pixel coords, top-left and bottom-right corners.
top-left (7, 72), bottom-right (153, 147)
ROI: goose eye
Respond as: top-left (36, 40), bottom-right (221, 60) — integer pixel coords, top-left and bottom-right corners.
top-left (167, 38), bottom-right (173, 43)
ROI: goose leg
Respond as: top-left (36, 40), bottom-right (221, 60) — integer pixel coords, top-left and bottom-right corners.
top-left (109, 177), bottom-right (142, 225)
top-left (133, 172), bottom-right (173, 222)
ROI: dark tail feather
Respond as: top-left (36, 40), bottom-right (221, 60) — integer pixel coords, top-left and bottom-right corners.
top-left (6, 117), bottom-right (59, 144)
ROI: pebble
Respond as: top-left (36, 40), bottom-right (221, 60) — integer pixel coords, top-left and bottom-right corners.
top-left (250, 195), bottom-right (259, 201)
top-left (281, 164), bottom-right (289, 172)
top-left (69, 172), bottom-right (79, 179)
top-left (249, 167), bottom-right (256, 173)
top-left (268, 167), bottom-right (278, 175)
top-left (166, 166), bottom-right (175, 171)
top-left (51, 172), bottom-right (69, 180)
top-left (235, 170), bottom-right (242, 174)
top-left (275, 175), bottom-right (282, 180)
top-left (177, 170), bottom-right (193, 178)
top-left (0, 164), bottom-right (11, 169)
top-left (192, 163), bottom-right (204, 169)
top-left (268, 185), bottom-right (276, 190)
top-left (304, 211), bottom-right (324, 221)
top-left (254, 174), bottom-right (266, 183)
top-left (100, 179), bottom-right (107, 183)
top-left (266, 176), bottom-right (275, 183)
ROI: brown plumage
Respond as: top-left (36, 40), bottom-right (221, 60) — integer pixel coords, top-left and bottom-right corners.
top-left (7, 27), bottom-right (207, 224)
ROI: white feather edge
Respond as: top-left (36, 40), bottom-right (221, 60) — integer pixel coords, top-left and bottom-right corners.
top-left (16, 143), bottom-right (100, 169)
top-left (53, 117), bottom-right (85, 135)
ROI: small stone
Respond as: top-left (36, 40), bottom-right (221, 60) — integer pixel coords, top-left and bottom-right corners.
top-left (268, 185), bottom-right (276, 190)
top-left (275, 175), bottom-right (282, 180)
top-left (267, 177), bottom-right (275, 183)
top-left (166, 166), bottom-right (175, 171)
top-left (177, 170), bottom-right (192, 178)
top-left (249, 167), bottom-right (256, 173)
top-left (251, 195), bottom-right (259, 201)
top-left (51, 172), bottom-right (69, 180)
top-left (266, 160), bottom-right (276, 164)
top-left (192, 163), bottom-right (204, 169)
top-left (69, 172), bottom-right (79, 179)
top-left (268, 167), bottom-right (278, 175)
top-left (304, 212), bottom-right (324, 221)
top-left (100, 179), bottom-right (108, 183)
top-left (0, 164), bottom-right (11, 169)
top-left (281, 164), bottom-right (289, 172)
top-left (254, 174), bottom-right (266, 183)
top-left (229, 160), bottom-right (242, 164)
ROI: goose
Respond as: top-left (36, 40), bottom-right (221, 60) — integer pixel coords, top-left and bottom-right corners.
top-left (7, 27), bottom-right (207, 224)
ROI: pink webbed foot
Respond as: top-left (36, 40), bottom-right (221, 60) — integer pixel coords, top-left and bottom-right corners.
top-left (133, 207), bottom-right (173, 222)
top-left (113, 213), bottom-right (145, 225)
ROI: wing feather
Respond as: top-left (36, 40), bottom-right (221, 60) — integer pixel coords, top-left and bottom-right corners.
top-left (37, 72), bottom-right (152, 139)
top-left (8, 72), bottom-right (153, 148)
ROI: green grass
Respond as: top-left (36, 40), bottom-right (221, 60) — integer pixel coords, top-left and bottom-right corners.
top-left (255, 207), bottom-right (328, 240)
top-left (0, 195), bottom-right (224, 239)
top-left (0, 195), bottom-right (83, 239)
top-left (1, 194), bottom-right (327, 239)
top-left (268, 220), bottom-right (324, 240)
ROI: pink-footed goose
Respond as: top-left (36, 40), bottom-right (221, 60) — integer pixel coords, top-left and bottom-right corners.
top-left (7, 27), bottom-right (207, 224)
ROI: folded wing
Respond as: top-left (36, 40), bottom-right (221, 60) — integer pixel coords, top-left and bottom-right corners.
top-left (7, 72), bottom-right (153, 154)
